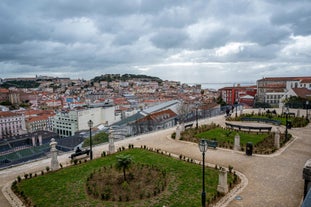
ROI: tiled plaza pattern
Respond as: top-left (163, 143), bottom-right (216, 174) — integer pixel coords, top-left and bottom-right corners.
top-left (0, 109), bottom-right (310, 207)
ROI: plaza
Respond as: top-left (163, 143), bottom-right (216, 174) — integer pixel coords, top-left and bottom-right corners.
top-left (1, 109), bottom-right (310, 207)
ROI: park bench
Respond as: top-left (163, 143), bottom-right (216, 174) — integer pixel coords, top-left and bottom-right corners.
top-left (283, 112), bottom-right (295, 117)
top-left (184, 123), bottom-right (194, 129)
top-left (70, 148), bottom-right (90, 160)
top-left (241, 117), bottom-right (281, 125)
top-left (225, 122), bottom-right (272, 133)
top-left (207, 140), bottom-right (218, 149)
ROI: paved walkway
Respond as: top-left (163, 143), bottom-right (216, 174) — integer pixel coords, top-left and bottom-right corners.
top-left (0, 109), bottom-right (310, 207)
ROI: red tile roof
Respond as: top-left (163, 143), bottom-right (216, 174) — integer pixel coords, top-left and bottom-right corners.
top-left (258, 76), bottom-right (311, 82)
top-left (292, 88), bottom-right (311, 99)
top-left (0, 88), bottom-right (9, 93)
top-left (0, 111), bottom-right (19, 118)
top-left (137, 109), bottom-right (177, 123)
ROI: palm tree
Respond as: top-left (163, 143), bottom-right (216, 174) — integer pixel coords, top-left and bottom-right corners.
top-left (115, 154), bottom-right (133, 181)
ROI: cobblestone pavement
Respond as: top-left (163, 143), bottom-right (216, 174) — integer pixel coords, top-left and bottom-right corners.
top-left (0, 109), bottom-right (310, 207)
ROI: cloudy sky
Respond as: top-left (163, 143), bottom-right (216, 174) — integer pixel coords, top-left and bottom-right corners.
top-left (1, 0), bottom-right (311, 85)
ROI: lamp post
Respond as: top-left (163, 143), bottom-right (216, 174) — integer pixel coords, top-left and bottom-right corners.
top-left (88, 120), bottom-right (93, 160)
top-left (235, 103), bottom-right (238, 118)
top-left (306, 101), bottom-right (309, 121)
top-left (198, 139), bottom-right (208, 207)
top-left (285, 108), bottom-right (289, 141)
top-left (196, 104), bottom-right (199, 129)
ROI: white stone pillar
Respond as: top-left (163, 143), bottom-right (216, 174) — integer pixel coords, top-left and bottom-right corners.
top-left (234, 134), bottom-right (240, 151)
top-left (38, 135), bottom-right (42, 146)
top-left (32, 136), bottom-right (36, 146)
top-left (274, 127), bottom-right (280, 149)
top-left (50, 138), bottom-right (59, 171)
top-left (181, 122), bottom-right (185, 132)
top-left (108, 129), bottom-right (115, 154)
top-left (176, 122), bottom-right (181, 140)
top-left (217, 168), bottom-right (228, 194)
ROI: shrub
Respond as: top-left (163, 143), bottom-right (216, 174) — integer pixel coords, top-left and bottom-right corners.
top-left (228, 165), bottom-right (233, 173)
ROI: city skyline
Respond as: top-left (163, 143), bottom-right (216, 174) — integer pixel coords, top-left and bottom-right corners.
top-left (1, 1), bottom-right (311, 83)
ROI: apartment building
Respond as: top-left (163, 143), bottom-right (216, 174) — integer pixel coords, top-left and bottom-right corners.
top-left (15, 109), bottom-right (55, 133)
top-left (51, 106), bottom-right (115, 137)
top-left (257, 77), bottom-right (311, 106)
top-left (219, 85), bottom-right (257, 106)
top-left (0, 111), bottom-right (26, 139)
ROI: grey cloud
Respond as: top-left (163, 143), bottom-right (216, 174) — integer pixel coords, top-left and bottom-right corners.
top-left (271, 7), bottom-right (311, 36)
top-left (151, 29), bottom-right (188, 49)
top-left (0, 0), bottom-right (310, 82)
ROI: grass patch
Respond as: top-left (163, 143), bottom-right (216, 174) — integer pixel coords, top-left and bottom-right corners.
top-left (231, 112), bottom-right (309, 128)
top-left (14, 148), bottom-right (239, 207)
top-left (196, 128), bottom-right (267, 145)
top-left (178, 124), bottom-right (288, 154)
top-left (82, 131), bottom-right (109, 147)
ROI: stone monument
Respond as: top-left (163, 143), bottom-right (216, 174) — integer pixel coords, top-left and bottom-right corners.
top-left (181, 122), bottom-right (185, 132)
top-left (108, 128), bottom-right (115, 154)
top-left (50, 138), bottom-right (59, 171)
top-left (176, 122), bottom-right (181, 140)
top-left (274, 127), bottom-right (280, 149)
top-left (234, 133), bottom-right (241, 151)
top-left (217, 168), bottom-right (228, 194)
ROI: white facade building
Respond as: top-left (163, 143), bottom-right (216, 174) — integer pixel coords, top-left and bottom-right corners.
top-left (52, 106), bottom-right (116, 137)
top-left (0, 111), bottom-right (26, 139)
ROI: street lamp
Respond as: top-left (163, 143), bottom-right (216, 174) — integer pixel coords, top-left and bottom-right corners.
top-left (196, 104), bottom-right (199, 129)
top-left (88, 120), bottom-right (93, 160)
top-left (306, 101), bottom-right (309, 121)
top-left (198, 139), bottom-right (208, 207)
top-left (235, 103), bottom-right (238, 118)
top-left (285, 108), bottom-right (289, 141)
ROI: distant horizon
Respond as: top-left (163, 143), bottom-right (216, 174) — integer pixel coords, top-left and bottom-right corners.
top-left (188, 82), bottom-right (256, 90)
top-left (1, 74), bottom-right (258, 90)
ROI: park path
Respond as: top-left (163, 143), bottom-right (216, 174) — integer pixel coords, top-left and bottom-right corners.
top-left (0, 109), bottom-right (310, 207)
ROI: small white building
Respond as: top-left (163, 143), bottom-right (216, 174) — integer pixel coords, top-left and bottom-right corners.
top-left (52, 106), bottom-right (116, 137)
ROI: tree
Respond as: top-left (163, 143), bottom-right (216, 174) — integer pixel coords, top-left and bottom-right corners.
top-left (216, 95), bottom-right (226, 106)
top-left (177, 101), bottom-right (192, 123)
top-left (115, 154), bottom-right (133, 181)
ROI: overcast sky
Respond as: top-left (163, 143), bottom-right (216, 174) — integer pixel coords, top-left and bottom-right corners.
top-left (1, 0), bottom-right (311, 84)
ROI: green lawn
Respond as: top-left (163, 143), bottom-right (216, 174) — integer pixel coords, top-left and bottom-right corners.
top-left (15, 148), bottom-right (235, 207)
top-left (83, 131), bottom-right (109, 147)
top-left (238, 114), bottom-right (308, 127)
top-left (195, 128), bottom-right (267, 145)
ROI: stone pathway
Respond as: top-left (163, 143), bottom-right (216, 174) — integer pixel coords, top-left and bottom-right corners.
top-left (0, 109), bottom-right (310, 207)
